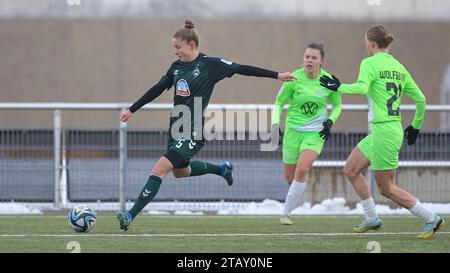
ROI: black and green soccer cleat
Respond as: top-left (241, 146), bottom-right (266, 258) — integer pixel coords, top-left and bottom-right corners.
top-left (116, 211), bottom-right (133, 232)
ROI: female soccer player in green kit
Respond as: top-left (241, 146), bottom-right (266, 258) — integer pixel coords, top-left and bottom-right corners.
top-left (272, 43), bottom-right (342, 225)
top-left (116, 20), bottom-right (296, 231)
top-left (320, 25), bottom-right (444, 238)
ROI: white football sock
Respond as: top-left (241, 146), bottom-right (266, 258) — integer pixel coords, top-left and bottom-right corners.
top-left (409, 200), bottom-right (436, 223)
top-left (361, 197), bottom-right (378, 222)
top-left (282, 180), bottom-right (306, 217)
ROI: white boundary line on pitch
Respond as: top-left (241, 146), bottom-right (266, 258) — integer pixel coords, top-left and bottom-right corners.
top-left (1, 232), bottom-right (449, 238)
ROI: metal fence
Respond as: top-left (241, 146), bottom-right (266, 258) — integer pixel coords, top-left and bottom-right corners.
top-left (1, 103), bottom-right (450, 212)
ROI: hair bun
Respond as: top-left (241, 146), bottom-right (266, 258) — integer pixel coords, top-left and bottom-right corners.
top-left (385, 33), bottom-right (394, 43)
top-left (367, 25), bottom-right (394, 48)
top-left (185, 20), bottom-right (195, 29)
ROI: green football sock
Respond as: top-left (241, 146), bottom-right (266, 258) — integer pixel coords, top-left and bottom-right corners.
top-left (189, 160), bottom-right (222, 176)
top-left (128, 174), bottom-right (162, 219)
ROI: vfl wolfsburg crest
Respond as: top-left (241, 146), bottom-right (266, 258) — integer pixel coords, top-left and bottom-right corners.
top-left (300, 102), bottom-right (319, 116)
top-left (176, 79), bottom-right (190, 96)
top-left (316, 89), bottom-right (326, 97)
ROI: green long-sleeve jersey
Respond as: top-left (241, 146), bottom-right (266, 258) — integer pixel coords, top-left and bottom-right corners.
top-left (338, 52), bottom-right (426, 129)
top-left (272, 68), bottom-right (342, 131)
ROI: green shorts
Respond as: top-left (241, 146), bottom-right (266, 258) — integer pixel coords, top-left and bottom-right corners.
top-left (357, 121), bottom-right (403, 171)
top-left (282, 127), bottom-right (324, 165)
top-left (167, 136), bottom-right (205, 165)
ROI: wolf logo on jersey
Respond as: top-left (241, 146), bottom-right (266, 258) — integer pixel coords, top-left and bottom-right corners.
top-left (176, 79), bottom-right (191, 97)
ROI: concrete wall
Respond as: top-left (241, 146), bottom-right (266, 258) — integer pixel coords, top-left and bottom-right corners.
top-left (1, 19), bottom-right (449, 129)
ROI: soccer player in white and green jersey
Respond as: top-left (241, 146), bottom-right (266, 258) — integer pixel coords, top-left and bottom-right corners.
top-left (320, 25), bottom-right (444, 238)
top-left (272, 43), bottom-right (342, 225)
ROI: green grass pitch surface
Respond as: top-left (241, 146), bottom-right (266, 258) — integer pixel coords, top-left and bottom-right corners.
top-left (0, 214), bottom-right (448, 253)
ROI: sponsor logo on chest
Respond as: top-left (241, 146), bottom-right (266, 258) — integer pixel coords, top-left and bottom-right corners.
top-left (176, 79), bottom-right (191, 97)
top-left (300, 102), bottom-right (319, 116)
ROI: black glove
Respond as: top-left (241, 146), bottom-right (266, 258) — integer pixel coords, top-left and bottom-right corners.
top-left (319, 119), bottom-right (333, 141)
top-left (404, 125), bottom-right (420, 145)
top-left (271, 124), bottom-right (284, 146)
top-left (319, 75), bottom-right (341, 92)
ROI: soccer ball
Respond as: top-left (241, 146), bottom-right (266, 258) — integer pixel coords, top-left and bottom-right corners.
top-left (67, 205), bottom-right (96, 233)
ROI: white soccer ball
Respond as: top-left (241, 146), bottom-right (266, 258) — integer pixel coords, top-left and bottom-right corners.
top-left (67, 205), bottom-right (96, 233)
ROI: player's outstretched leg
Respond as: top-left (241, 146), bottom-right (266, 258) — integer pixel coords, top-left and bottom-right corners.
top-left (219, 161), bottom-right (234, 186)
top-left (418, 215), bottom-right (445, 239)
top-left (188, 160), bottom-right (233, 186)
top-left (116, 174), bottom-right (163, 231)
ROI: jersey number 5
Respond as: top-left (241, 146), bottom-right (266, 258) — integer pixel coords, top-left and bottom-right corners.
top-left (386, 82), bottom-right (402, 116)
